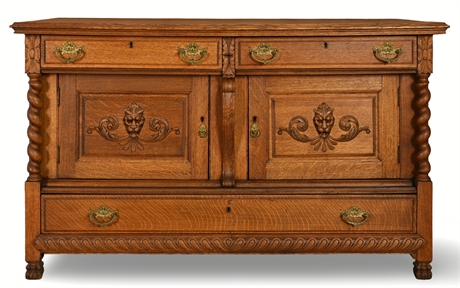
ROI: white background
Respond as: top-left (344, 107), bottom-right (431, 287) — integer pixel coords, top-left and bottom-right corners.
top-left (0, 0), bottom-right (458, 287)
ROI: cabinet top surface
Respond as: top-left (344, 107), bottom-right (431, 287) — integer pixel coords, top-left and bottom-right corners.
top-left (11, 18), bottom-right (449, 36)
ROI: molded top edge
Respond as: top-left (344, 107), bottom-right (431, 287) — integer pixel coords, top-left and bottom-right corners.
top-left (11, 18), bottom-right (449, 36)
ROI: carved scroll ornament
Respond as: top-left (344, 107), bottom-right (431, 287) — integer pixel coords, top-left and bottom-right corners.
top-left (87, 102), bottom-right (180, 152)
top-left (278, 102), bottom-right (370, 152)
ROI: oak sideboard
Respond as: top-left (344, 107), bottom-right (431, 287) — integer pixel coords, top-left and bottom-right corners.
top-left (10, 18), bottom-right (449, 279)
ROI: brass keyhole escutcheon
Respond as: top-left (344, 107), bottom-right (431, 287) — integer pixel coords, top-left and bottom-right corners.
top-left (198, 117), bottom-right (207, 138)
top-left (250, 116), bottom-right (260, 138)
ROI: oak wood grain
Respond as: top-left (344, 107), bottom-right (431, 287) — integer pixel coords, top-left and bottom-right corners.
top-left (41, 194), bottom-right (416, 233)
top-left (58, 75), bottom-right (208, 179)
top-left (11, 19), bottom-right (449, 36)
top-left (25, 181), bottom-right (43, 279)
top-left (11, 18), bottom-right (448, 280)
top-left (209, 76), bottom-right (222, 180)
top-left (399, 74), bottom-right (416, 178)
top-left (39, 74), bottom-right (58, 178)
top-left (236, 37), bottom-right (416, 70)
top-left (41, 178), bottom-right (416, 194)
top-left (249, 75), bottom-right (400, 179)
top-left (42, 36), bottom-right (221, 71)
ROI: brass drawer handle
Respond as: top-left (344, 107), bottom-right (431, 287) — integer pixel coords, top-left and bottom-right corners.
top-left (340, 206), bottom-right (369, 227)
top-left (54, 41), bottom-right (85, 63)
top-left (373, 42), bottom-right (403, 63)
top-left (178, 43), bottom-right (208, 65)
top-left (88, 206), bottom-right (118, 227)
top-left (249, 43), bottom-right (279, 64)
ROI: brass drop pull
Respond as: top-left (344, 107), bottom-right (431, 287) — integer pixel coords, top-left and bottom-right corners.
top-left (55, 41), bottom-right (85, 63)
top-left (250, 116), bottom-right (260, 138)
top-left (249, 43), bottom-right (279, 64)
top-left (198, 117), bottom-right (207, 138)
top-left (340, 206), bottom-right (369, 227)
top-left (88, 206), bottom-right (118, 227)
top-left (178, 43), bottom-right (208, 65)
top-left (373, 42), bottom-right (403, 63)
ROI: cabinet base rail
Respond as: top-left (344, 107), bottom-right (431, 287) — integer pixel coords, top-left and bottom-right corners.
top-left (34, 234), bottom-right (424, 254)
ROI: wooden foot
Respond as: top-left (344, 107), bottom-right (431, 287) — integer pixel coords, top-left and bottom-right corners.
top-left (413, 260), bottom-right (432, 280)
top-left (26, 258), bottom-right (44, 280)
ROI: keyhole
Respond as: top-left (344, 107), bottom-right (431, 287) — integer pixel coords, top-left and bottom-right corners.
top-left (227, 206), bottom-right (232, 213)
top-left (324, 42), bottom-right (328, 49)
top-left (201, 116), bottom-right (205, 122)
top-left (253, 116), bottom-right (257, 122)
top-left (129, 42), bottom-right (133, 48)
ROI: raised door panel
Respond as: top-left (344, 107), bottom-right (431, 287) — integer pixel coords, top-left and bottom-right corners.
top-left (249, 75), bottom-right (399, 179)
top-left (58, 75), bottom-right (208, 179)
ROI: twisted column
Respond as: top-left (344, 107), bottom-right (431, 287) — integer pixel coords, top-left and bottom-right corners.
top-left (26, 73), bottom-right (43, 181)
top-left (412, 74), bottom-right (431, 182)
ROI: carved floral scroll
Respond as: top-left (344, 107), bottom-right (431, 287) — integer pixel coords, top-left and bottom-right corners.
top-left (87, 102), bottom-right (180, 152)
top-left (278, 102), bottom-right (370, 152)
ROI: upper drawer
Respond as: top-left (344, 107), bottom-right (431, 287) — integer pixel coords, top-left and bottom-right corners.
top-left (42, 36), bottom-right (221, 71)
top-left (236, 36), bottom-right (416, 70)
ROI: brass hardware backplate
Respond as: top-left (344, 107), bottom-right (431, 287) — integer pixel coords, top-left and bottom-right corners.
top-left (340, 206), bottom-right (370, 227)
top-left (249, 43), bottom-right (279, 64)
top-left (54, 41), bottom-right (85, 64)
top-left (178, 43), bottom-right (208, 65)
top-left (373, 42), bottom-right (403, 63)
top-left (88, 206), bottom-right (118, 227)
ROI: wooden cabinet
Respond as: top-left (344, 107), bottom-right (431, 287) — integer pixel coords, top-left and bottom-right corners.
top-left (10, 18), bottom-right (449, 280)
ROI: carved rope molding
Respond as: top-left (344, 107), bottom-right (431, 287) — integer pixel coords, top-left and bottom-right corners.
top-left (25, 35), bottom-right (40, 73)
top-left (87, 102), bottom-right (180, 153)
top-left (34, 235), bottom-right (425, 254)
top-left (27, 74), bottom-right (43, 181)
top-left (278, 102), bottom-right (370, 152)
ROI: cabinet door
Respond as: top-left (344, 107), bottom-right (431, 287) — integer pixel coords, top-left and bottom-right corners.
top-left (249, 75), bottom-right (399, 179)
top-left (58, 75), bottom-right (208, 179)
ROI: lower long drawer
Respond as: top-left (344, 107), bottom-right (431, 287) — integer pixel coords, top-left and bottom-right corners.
top-left (41, 195), bottom-right (416, 233)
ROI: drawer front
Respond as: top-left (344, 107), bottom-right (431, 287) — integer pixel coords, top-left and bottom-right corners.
top-left (42, 195), bottom-right (415, 233)
top-left (42, 36), bottom-right (221, 70)
top-left (236, 37), bottom-right (416, 70)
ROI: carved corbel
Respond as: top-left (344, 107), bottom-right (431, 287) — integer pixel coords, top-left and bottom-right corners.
top-left (25, 35), bottom-right (41, 74)
top-left (222, 38), bottom-right (235, 78)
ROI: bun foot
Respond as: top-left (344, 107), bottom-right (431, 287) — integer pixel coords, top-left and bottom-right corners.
top-left (26, 260), bottom-right (44, 280)
top-left (413, 261), bottom-right (432, 280)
